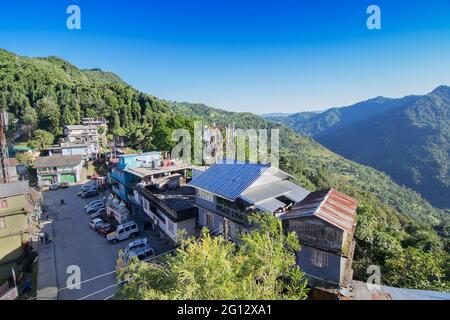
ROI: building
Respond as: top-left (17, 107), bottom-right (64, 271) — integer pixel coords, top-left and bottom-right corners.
top-left (110, 152), bottom-right (163, 204)
top-left (188, 162), bottom-right (310, 241)
top-left (34, 155), bottom-right (84, 187)
top-left (0, 181), bottom-right (33, 278)
top-left (63, 125), bottom-right (99, 144)
top-left (139, 174), bottom-right (198, 246)
top-left (280, 188), bottom-right (358, 297)
top-left (44, 142), bottom-right (98, 160)
top-left (110, 152), bottom-right (192, 226)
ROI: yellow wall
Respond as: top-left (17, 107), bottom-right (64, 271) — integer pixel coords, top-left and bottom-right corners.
top-left (0, 194), bottom-right (28, 264)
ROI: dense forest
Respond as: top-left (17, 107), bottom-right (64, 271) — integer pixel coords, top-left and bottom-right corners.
top-left (264, 90), bottom-right (450, 210)
top-left (0, 49), bottom-right (448, 291)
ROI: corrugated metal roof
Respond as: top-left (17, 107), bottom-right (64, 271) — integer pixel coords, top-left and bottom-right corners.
top-left (240, 180), bottom-right (310, 204)
top-left (280, 188), bottom-right (357, 233)
top-left (255, 198), bottom-right (287, 212)
top-left (188, 163), bottom-right (271, 200)
top-left (351, 281), bottom-right (450, 300)
top-left (34, 155), bottom-right (84, 168)
top-left (0, 181), bottom-right (29, 198)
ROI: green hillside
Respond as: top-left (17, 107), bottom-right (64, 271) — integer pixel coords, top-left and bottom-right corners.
top-left (0, 49), bottom-right (448, 291)
top-left (264, 88), bottom-right (450, 210)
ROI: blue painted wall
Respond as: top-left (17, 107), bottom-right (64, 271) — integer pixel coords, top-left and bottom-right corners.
top-left (297, 245), bottom-right (341, 284)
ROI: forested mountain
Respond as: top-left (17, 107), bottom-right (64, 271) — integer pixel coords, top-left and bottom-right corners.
top-left (263, 88), bottom-right (450, 210)
top-left (0, 49), bottom-right (448, 291)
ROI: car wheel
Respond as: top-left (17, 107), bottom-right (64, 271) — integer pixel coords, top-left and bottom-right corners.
top-left (112, 239), bottom-right (117, 244)
top-left (130, 233), bottom-right (135, 239)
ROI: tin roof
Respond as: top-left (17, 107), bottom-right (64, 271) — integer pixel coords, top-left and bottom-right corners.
top-left (34, 155), bottom-right (84, 169)
top-left (188, 162), bottom-right (271, 201)
top-left (350, 281), bottom-right (450, 300)
top-left (0, 181), bottom-right (29, 198)
top-left (281, 188), bottom-right (357, 233)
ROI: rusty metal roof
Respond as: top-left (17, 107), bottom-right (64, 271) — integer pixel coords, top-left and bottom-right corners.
top-left (280, 188), bottom-right (357, 233)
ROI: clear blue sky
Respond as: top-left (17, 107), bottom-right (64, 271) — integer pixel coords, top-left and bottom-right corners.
top-left (1, 0), bottom-right (450, 113)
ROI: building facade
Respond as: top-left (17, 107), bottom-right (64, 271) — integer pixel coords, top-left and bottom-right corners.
top-left (0, 181), bottom-right (32, 278)
top-left (34, 155), bottom-right (84, 186)
top-left (189, 162), bottom-right (310, 241)
top-left (280, 188), bottom-right (358, 295)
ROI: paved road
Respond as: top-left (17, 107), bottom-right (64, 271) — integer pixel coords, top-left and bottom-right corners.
top-left (43, 183), bottom-right (171, 300)
top-left (44, 184), bottom-right (118, 300)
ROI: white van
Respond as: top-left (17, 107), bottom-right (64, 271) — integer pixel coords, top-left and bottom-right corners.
top-left (106, 221), bottom-right (139, 243)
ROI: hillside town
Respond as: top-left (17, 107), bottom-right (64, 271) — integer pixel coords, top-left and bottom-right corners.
top-left (1, 114), bottom-right (448, 301)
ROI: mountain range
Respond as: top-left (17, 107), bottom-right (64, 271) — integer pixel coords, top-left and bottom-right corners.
top-left (0, 48), bottom-right (448, 290)
top-left (263, 88), bottom-right (450, 210)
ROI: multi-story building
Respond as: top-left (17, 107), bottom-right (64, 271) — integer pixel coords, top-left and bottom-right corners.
top-left (188, 162), bottom-right (310, 241)
top-left (34, 155), bottom-right (84, 187)
top-left (63, 125), bottom-right (99, 144)
top-left (110, 152), bottom-right (192, 224)
top-left (139, 174), bottom-right (197, 247)
top-left (280, 188), bottom-right (358, 298)
top-left (0, 181), bottom-right (33, 278)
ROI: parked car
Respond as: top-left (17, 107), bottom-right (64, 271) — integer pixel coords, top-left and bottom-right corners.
top-left (78, 184), bottom-right (96, 196)
top-left (107, 221), bottom-right (139, 244)
top-left (49, 183), bottom-right (60, 190)
top-left (60, 182), bottom-right (69, 188)
top-left (123, 246), bottom-right (155, 265)
top-left (90, 207), bottom-right (106, 219)
top-left (84, 199), bottom-right (104, 210)
top-left (89, 218), bottom-right (104, 230)
top-left (82, 189), bottom-right (99, 199)
top-left (97, 223), bottom-right (115, 236)
top-left (86, 202), bottom-right (105, 214)
top-left (118, 238), bottom-right (148, 259)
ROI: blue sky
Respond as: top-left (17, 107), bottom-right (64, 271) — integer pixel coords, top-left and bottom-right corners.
top-left (1, 0), bottom-right (450, 113)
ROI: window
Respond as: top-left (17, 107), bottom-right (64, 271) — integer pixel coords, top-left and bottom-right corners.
top-left (0, 217), bottom-right (5, 229)
top-left (0, 198), bottom-right (8, 208)
top-left (311, 249), bottom-right (328, 268)
top-left (198, 190), bottom-right (214, 202)
top-left (167, 220), bottom-right (175, 234)
top-left (206, 211), bottom-right (213, 227)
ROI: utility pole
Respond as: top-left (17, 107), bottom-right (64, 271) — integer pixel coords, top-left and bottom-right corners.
top-left (0, 110), bottom-right (10, 183)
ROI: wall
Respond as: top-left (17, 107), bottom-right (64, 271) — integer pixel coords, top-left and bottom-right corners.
top-left (297, 245), bottom-right (341, 285)
top-left (118, 153), bottom-right (161, 170)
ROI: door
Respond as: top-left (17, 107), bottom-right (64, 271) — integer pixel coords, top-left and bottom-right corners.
top-left (60, 174), bottom-right (76, 183)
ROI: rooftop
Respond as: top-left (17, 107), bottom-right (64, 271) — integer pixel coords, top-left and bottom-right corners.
top-left (280, 188), bottom-right (357, 233)
top-left (188, 162), bottom-right (272, 201)
top-left (34, 155), bottom-right (84, 169)
top-left (0, 181), bottom-right (29, 198)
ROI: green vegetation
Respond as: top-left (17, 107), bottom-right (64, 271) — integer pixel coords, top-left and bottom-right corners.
top-left (116, 214), bottom-right (309, 300)
top-left (264, 90), bottom-right (450, 211)
top-left (1, 49), bottom-right (448, 291)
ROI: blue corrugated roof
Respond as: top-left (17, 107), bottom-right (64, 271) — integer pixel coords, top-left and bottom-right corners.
top-left (188, 163), bottom-right (270, 200)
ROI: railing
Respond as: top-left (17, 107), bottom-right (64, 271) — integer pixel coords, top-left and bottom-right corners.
top-left (216, 202), bottom-right (250, 225)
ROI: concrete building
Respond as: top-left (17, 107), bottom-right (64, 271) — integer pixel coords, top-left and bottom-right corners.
top-left (139, 174), bottom-right (197, 246)
top-left (0, 181), bottom-right (33, 279)
top-left (34, 155), bottom-right (84, 187)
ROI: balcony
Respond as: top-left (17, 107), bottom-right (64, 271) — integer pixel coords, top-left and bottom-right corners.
top-left (216, 201), bottom-right (250, 226)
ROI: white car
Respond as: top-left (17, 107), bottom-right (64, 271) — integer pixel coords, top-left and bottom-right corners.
top-left (49, 183), bottom-right (60, 190)
top-left (89, 218), bottom-right (104, 230)
top-left (90, 207), bottom-right (106, 219)
top-left (123, 246), bottom-right (155, 265)
top-left (107, 221), bottom-right (139, 244)
top-left (119, 238), bottom-right (148, 258)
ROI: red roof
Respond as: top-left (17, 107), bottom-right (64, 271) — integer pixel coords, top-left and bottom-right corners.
top-left (281, 188), bottom-right (357, 233)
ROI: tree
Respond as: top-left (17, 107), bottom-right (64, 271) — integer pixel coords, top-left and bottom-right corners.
top-left (28, 129), bottom-right (54, 150)
top-left (384, 247), bottom-right (449, 292)
top-left (116, 214), bottom-right (309, 300)
top-left (15, 152), bottom-right (34, 166)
